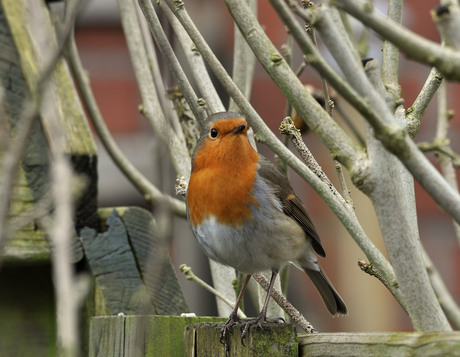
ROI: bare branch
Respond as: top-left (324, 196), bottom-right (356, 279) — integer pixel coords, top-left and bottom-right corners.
top-left (406, 68), bottom-right (444, 138)
top-left (136, 5), bottom-right (184, 136)
top-left (159, 3), bottom-right (225, 116)
top-left (422, 250), bottom-right (460, 329)
top-left (358, 259), bottom-right (409, 316)
top-left (180, 264), bottom-right (247, 318)
top-left (253, 273), bottom-right (316, 334)
top-left (382, 0), bottom-right (403, 104)
top-left (333, 0), bottom-right (460, 81)
top-left (66, 35), bottom-right (186, 217)
top-left (362, 57), bottom-right (450, 331)
top-left (117, 0), bottom-right (191, 177)
top-left (314, 5), bottom-right (460, 227)
top-left (228, 0), bottom-right (257, 113)
top-left (137, 0), bottom-right (207, 126)
top-left (433, 3), bottom-right (460, 50)
top-left (435, 82), bottom-right (460, 243)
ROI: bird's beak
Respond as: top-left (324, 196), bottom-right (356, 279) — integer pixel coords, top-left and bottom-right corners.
top-left (232, 123), bottom-right (246, 134)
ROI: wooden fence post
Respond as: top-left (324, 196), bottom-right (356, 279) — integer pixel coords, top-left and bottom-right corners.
top-left (184, 322), bottom-right (298, 357)
top-left (89, 315), bottom-right (226, 357)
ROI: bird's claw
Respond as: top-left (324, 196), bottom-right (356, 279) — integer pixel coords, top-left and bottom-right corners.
top-left (221, 313), bottom-right (285, 353)
top-left (240, 315), bottom-right (285, 346)
top-left (220, 312), bottom-right (241, 355)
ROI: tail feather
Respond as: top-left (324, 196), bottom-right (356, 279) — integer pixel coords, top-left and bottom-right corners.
top-left (303, 267), bottom-right (347, 316)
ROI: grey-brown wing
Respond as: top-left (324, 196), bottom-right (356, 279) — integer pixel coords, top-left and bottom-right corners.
top-left (257, 156), bottom-right (325, 258)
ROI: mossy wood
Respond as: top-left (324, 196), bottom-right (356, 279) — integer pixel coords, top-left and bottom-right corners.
top-left (185, 326), bottom-right (460, 357)
top-left (185, 322), bottom-right (298, 357)
top-left (298, 332), bottom-right (460, 356)
top-left (89, 315), bottom-right (226, 357)
top-left (0, 0), bottom-right (97, 261)
top-left (81, 207), bottom-right (188, 316)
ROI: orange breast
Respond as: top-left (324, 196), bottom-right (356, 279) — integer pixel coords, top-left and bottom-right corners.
top-left (187, 134), bottom-right (259, 227)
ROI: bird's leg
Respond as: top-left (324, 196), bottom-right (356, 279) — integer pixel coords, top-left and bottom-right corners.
top-left (220, 274), bottom-right (252, 354)
top-left (240, 270), bottom-right (285, 345)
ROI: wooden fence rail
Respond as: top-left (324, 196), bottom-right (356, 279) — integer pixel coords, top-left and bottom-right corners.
top-left (90, 316), bottom-right (460, 357)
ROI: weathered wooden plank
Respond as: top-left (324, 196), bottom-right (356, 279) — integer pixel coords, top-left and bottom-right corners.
top-left (298, 332), bottom-right (460, 356)
top-left (95, 207), bottom-right (189, 315)
top-left (89, 315), bottom-right (226, 357)
top-left (89, 315), bottom-right (125, 357)
top-left (0, 0), bottom-right (97, 261)
top-left (81, 210), bottom-right (155, 315)
top-left (1, 0), bottom-right (96, 156)
top-left (185, 326), bottom-right (460, 356)
top-left (122, 207), bottom-right (189, 315)
top-left (185, 322), bottom-right (298, 357)
top-left (0, 2), bottom-right (50, 261)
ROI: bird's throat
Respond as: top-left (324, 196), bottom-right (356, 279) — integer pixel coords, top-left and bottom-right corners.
top-left (188, 144), bottom-right (259, 226)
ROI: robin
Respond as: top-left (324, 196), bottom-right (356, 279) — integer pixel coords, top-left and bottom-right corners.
top-left (186, 112), bottom-right (347, 349)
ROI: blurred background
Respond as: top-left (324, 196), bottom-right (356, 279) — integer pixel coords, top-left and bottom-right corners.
top-left (73, 0), bottom-right (460, 333)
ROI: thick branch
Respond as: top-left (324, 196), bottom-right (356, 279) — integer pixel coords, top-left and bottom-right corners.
top-left (363, 59), bottom-right (450, 331)
top-left (381, 0), bottom-right (403, 104)
top-left (314, 5), bottom-right (460, 226)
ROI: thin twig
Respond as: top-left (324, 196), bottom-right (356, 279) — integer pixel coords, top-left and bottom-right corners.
top-left (358, 259), bottom-right (408, 316)
top-left (305, 23), bottom-right (354, 208)
top-left (433, 4), bottom-right (460, 245)
top-left (406, 68), bottom-right (444, 138)
top-left (180, 264), bottom-right (247, 318)
top-left (417, 141), bottom-right (460, 167)
top-left (335, 161), bottom-right (354, 209)
top-left (422, 250), bottom-right (460, 329)
top-left (273, 0), bottom-right (391, 150)
top-left (279, 117), bottom-right (345, 206)
top-left (253, 273), bottom-right (316, 334)
top-left (168, 89), bottom-right (201, 156)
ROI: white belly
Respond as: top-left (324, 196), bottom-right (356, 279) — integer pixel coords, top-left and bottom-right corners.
top-left (192, 210), bottom-right (309, 274)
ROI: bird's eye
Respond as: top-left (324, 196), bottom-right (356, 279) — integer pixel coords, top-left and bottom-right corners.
top-left (210, 128), bottom-right (218, 138)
